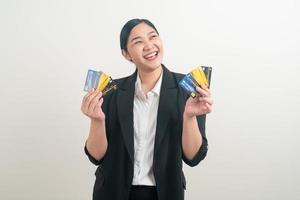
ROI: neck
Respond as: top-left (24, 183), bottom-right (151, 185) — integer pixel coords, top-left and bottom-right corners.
top-left (137, 65), bottom-right (163, 94)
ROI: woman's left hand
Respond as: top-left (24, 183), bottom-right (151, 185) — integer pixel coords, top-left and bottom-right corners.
top-left (184, 85), bottom-right (213, 117)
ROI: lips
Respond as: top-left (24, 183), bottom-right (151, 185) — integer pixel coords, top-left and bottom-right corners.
top-left (143, 51), bottom-right (158, 60)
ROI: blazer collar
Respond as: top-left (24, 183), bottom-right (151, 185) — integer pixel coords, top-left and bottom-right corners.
top-left (117, 64), bottom-right (177, 90)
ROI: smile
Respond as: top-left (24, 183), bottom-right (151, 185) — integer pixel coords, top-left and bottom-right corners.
top-left (143, 51), bottom-right (158, 60)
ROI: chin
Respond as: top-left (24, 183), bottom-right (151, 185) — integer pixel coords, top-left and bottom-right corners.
top-left (145, 62), bottom-right (162, 71)
top-left (136, 55), bottom-right (163, 72)
top-left (147, 57), bottom-right (163, 69)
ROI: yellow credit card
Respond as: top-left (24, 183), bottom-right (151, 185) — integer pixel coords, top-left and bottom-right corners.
top-left (190, 67), bottom-right (207, 87)
top-left (96, 72), bottom-right (111, 92)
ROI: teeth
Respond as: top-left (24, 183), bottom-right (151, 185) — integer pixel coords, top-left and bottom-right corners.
top-left (144, 52), bottom-right (157, 59)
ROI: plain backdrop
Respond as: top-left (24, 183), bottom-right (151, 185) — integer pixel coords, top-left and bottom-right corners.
top-left (1, 0), bottom-right (299, 199)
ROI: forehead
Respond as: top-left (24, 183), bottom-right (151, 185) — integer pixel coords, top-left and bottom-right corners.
top-left (128, 23), bottom-right (157, 39)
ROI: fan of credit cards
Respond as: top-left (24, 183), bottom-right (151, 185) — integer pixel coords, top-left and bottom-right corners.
top-left (179, 66), bottom-right (212, 98)
top-left (83, 69), bottom-right (117, 96)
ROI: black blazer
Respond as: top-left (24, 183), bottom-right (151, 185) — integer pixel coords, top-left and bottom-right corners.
top-left (84, 65), bottom-right (208, 200)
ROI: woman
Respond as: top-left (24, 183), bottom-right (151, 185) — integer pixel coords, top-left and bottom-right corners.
top-left (81, 19), bottom-right (213, 200)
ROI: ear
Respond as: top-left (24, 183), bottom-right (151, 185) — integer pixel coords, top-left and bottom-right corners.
top-left (122, 49), bottom-right (133, 62)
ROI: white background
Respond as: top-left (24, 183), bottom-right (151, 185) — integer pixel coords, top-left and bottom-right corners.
top-left (1, 0), bottom-right (299, 199)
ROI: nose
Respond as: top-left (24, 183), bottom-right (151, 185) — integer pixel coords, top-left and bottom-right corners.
top-left (143, 40), bottom-right (155, 51)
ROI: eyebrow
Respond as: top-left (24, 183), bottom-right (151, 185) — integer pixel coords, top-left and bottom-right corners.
top-left (130, 36), bottom-right (142, 43)
top-left (148, 31), bottom-right (157, 35)
top-left (130, 31), bottom-right (158, 43)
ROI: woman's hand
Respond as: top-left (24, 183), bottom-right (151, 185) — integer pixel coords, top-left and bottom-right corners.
top-left (184, 85), bottom-right (213, 118)
top-left (81, 90), bottom-right (105, 122)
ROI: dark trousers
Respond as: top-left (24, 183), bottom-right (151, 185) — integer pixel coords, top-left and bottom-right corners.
top-left (129, 185), bottom-right (158, 200)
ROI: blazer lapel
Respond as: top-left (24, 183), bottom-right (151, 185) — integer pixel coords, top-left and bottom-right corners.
top-left (116, 66), bottom-right (179, 163)
top-left (154, 66), bottom-right (178, 157)
top-left (117, 71), bottom-right (137, 163)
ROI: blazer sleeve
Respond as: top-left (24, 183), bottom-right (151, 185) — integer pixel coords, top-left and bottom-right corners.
top-left (182, 114), bottom-right (208, 167)
top-left (174, 72), bottom-right (209, 167)
top-left (84, 141), bottom-right (105, 165)
top-left (83, 91), bottom-right (113, 166)
top-left (176, 74), bottom-right (208, 167)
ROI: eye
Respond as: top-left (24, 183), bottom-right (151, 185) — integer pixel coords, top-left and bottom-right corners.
top-left (134, 40), bottom-right (142, 45)
top-left (150, 35), bottom-right (158, 39)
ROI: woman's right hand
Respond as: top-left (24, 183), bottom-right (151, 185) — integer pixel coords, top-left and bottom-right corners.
top-left (81, 89), bottom-right (105, 122)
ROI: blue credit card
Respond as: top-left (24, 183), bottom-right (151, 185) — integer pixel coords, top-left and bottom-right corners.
top-left (179, 74), bottom-right (199, 98)
top-left (179, 66), bottom-right (212, 98)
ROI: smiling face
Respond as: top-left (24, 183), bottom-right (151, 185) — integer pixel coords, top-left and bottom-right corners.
top-left (122, 22), bottom-right (163, 73)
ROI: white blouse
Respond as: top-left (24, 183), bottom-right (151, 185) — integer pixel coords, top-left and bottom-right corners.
top-left (132, 72), bottom-right (163, 186)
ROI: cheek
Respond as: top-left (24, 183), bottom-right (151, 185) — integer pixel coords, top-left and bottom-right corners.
top-left (159, 45), bottom-right (163, 54)
top-left (131, 47), bottom-right (144, 58)
top-left (155, 40), bottom-right (163, 51)
top-left (157, 42), bottom-right (163, 54)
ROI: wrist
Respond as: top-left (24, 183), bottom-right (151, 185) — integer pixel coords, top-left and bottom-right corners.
top-left (183, 111), bottom-right (195, 121)
top-left (91, 118), bottom-right (105, 126)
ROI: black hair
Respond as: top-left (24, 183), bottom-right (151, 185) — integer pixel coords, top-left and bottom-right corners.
top-left (120, 18), bottom-right (159, 51)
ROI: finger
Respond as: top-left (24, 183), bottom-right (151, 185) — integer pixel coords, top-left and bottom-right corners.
top-left (201, 84), bottom-right (211, 95)
top-left (85, 88), bottom-right (95, 97)
top-left (88, 92), bottom-right (103, 113)
top-left (196, 86), bottom-right (210, 97)
top-left (199, 85), bottom-right (211, 96)
top-left (198, 97), bottom-right (213, 105)
top-left (200, 84), bottom-right (208, 90)
top-left (205, 103), bottom-right (212, 113)
top-left (93, 97), bottom-right (104, 113)
top-left (82, 90), bottom-right (98, 113)
top-left (86, 90), bottom-right (100, 105)
top-left (83, 89), bottom-right (97, 103)
top-left (81, 92), bottom-right (93, 114)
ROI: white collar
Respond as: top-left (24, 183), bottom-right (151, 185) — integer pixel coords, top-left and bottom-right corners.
top-left (135, 71), bottom-right (163, 98)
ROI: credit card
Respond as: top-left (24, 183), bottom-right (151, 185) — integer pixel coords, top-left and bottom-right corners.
top-left (179, 74), bottom-right (198, 98)
top-left (97, 72), bottom-right (111, 92)
top-left (179, 66), bottom-right (212, 98)
top-left (83, 69), bottom-right (117, 95)
top-left (201, 66), bottom-right (212, 89)
top-left (84, 69), bottom-right (100, 92)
